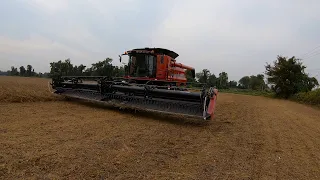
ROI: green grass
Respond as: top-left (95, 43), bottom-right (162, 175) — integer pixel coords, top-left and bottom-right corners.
top-left (218, 88), bottom-right (320, 107)
top-left (218, 88), bottom-right (274, 97)
top-left (290, 89), bottom-right (320, 106)
top-left (187, 87), bottom-right (275, 97)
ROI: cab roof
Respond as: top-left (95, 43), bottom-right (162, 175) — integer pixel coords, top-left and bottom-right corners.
top-left (130, 47), bottom-right (179, 59)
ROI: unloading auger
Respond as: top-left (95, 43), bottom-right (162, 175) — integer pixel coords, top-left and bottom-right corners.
top-left (50, 48), bottom-right (218, 120)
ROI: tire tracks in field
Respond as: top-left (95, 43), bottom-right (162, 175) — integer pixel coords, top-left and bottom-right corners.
top-left (201, 94), bottom-right (320, 179)
top-left (188, 95), bottom-right (269, 179)
top-left (281, 109), bottom-right (320, 178)
top-left (254, 98), bottom-right (320, 179)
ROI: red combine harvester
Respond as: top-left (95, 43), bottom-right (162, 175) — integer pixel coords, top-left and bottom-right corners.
top-left (119, 48), bottom-right (195, 87)
top-left (51, 48), bottom-right (218, 120)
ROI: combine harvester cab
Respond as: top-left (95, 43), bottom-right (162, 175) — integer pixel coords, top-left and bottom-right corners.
top-left (51, 48), bottom-right (218, 120)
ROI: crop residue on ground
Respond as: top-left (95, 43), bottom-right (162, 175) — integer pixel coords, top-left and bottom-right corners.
top-left (1, 76), bottom-right (320, 179)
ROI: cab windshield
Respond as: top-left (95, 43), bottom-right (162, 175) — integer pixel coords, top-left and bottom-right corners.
top-left (127, 54), bottom-right (156, 77)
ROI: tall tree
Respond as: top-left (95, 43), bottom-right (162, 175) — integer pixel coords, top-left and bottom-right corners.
top-left (186, 69), bottom-right (196, 83)
top-left (49, 59), bottom-right (76, 77)
top-left (249, 74), bottom-right (265, 90)
top-left (196, 69), bottom-right (210, 84)
top-left (26, 65), bottom-right (32, 76)
top-left (217, 72), bottom-right (228, 89)
top-left (229, 80), bottom-right (238, 88)
top-left (91, 58), bottom-right (114, 76)
top-left (19, 66), bottom-right (26, 76)
top-left (207, 73), bottom-right (217, 87)
top-left (239, 76), bottom-right (250, 89)
top-left (77, 64), bottom-right (86, 75)
top-left (265, 55), bottom-right (318, 98)
top-left (256, 74), bottom-right (266, 90)
top-left (239, 74), bottom-right (266, 90)
top-left (10, 66), bottom-right (19, 76)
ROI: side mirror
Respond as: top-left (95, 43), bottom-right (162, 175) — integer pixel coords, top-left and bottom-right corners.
top-left (119, 55), bottom-right (122, 62)
top-left (191, 69), bottom-right (196, 79)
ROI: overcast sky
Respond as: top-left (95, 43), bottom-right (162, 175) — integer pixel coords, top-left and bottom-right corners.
top-left (0, 0), bottom-right (319, 81)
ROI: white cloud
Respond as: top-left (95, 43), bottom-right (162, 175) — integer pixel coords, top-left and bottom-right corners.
top-left (86, 0), bottom-right (142, 15)
top-left (151, 0), bottom-right (320, 80)
top-left (0, 35), bottom-right (83, 56)
top-left (0, 35), bottom-right (101, 72)
top-left (1, 0), bottom-right (319, 81)
top-left (22, 0), bottom-right (68, 14)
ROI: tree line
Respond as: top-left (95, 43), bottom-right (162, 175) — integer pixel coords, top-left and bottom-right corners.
top-left (49, 58), bottom-right (124, 78)
top-left (190, 56), bottom-right (318, 98)
top-left (2, 65), bottom-right (49, 77)
top-left (3, 55), bottom-right (319, 99)
top-left (186, 69), bottom-right (267, 90)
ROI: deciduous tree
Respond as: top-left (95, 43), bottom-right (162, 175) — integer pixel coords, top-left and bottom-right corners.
top-left (265, 55), bottom-right (318, 98)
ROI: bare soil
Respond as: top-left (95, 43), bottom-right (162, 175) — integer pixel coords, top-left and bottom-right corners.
top-left (1, 77), bottom-right (320, 179)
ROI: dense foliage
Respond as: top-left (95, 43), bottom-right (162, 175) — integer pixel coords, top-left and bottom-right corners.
top-left (238, 74), bottom-right (266, 90)
top-left (265, 56), bottom-right (318, 98)
top-left (194, 69), bottom-right (231, 89)
top-left (291, 89), bottom-right (320, 105)
top-left (5, 65), bottom-right (49, 77)
top-left (49, 58), bottom-right (124, 78)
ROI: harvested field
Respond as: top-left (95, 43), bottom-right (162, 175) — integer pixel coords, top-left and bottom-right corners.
top-left (0, 76), bottom-right (60, 103)
top-left (1, 76), bottom-right (320, 179)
